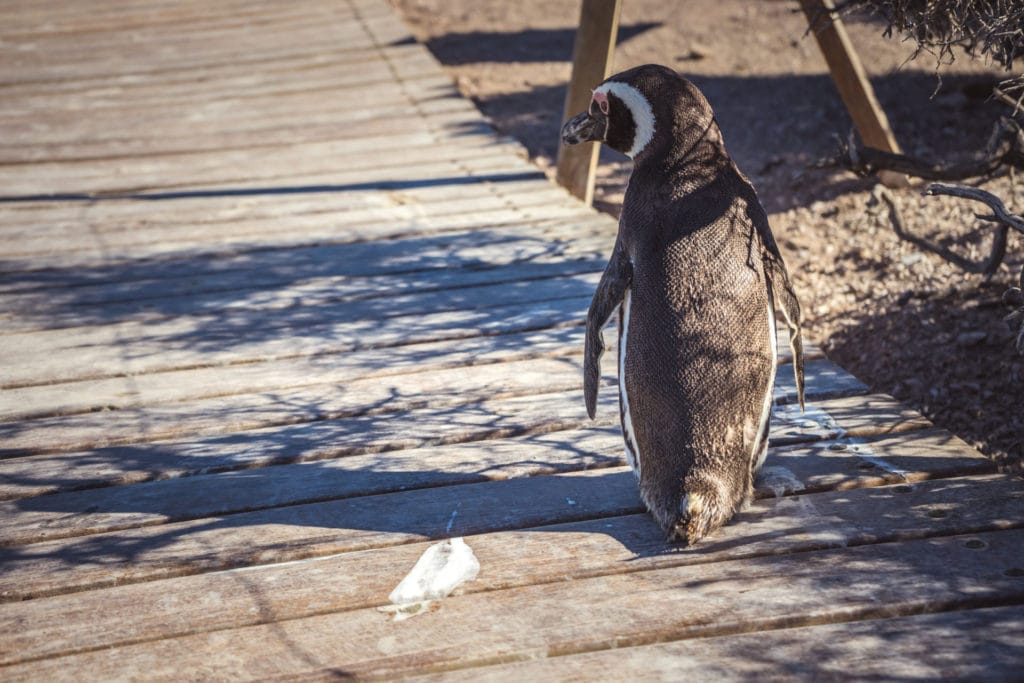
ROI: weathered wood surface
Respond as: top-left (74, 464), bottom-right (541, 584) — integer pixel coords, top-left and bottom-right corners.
top-left (415, 605), bottom-right (1024, 681)
top-left (1, 0), bottom-right (1020, 680)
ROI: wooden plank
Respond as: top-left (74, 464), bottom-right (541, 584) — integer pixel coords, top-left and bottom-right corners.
top-left (0, 257), bottom-right (602, 335)
top-left (0, 426), bottom-right (986, 548)
top-left (0, 179), bottom-right (580, 252)
top-left (0, 134), bottom-right (533, 197)
top-left (0, 10), bottom-right (394, 53)
top-left (0, 181), bottom-right (583, 256)
top-left (0, 202), bottom-right (594, 275)
top-left (555, 0), bottom-right (622, 204)
top-left (412, 606), bottom-right (1024, 681)
top-left (0, 95), bottom-right (481, 164)
top-left (3, 524), bottom-right (1022, 677)
top-left (0, 354), bottom-right (847, 471)
top-left (0, 107), bottom-right (483, 167)
top-left (0, 294), bottom-right (829, 397)
top-left (0, 174), bottom-right (555, 237)
top-left (798, 0), bottom-right (907, 188)
top-left (0, 43), bottom-right (428, 102)
top-left (0, 322), bottom-right (819, 426)
top-left (0, 72), bottom-right (464, 126)
top-left (0, 76), bottom-right (464, 152)
top-left (0, 50), bottom-right (441, 116)
top-left (0, 471), bottom-right (1017, 668)
top-left (0, 293), bottom-right (594, 389)
top-left (0, 346), bottom-right (845, 494)
top-left (0, 10), bottom-right (397, 83)
top-left (0, 354), bottom-right (594, 455)
top-left (0, 20), bottom-right (374, 65)
top-left (0, 378), bottom-right (900, 505)
top-left (0, 187), bottom-right (583, 259)
top-left (0, 459), bottom-right (1016, 604)
top-left (0, 324), bottom-right (588, 423)
top-left (0, 0), bottom-right (371, 36)
top-left (0, 212), bottom-right (607, 287)
top-left (2, 470), bottom-right (1018, 669)
top-left (0, 33), bottom-right (414, 77)
top-left (0, 178), bottom-right (586, 273)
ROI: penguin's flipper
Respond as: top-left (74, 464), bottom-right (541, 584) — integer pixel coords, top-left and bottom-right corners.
top-left (585, 240), bottom-right (632, 419)
top-left (764, 257), bottom-right (805, 411)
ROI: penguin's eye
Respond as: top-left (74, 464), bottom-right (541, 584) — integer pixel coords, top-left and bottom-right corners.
top-left (591, 92), bottom-right (610, 115)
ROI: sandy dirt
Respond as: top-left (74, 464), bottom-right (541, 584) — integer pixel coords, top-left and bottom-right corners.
top-left (391, 0), bottom-right (1023, 469)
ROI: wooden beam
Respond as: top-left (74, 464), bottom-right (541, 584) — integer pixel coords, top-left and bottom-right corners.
top-left (555, 0), bottom-right (622, 205)
top-left (799, 0), bottom-right (908, 187)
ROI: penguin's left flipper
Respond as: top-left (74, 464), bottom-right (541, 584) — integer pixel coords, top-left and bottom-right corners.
top-left (584, 239), bottom-right (632, 419)
top-left (764, 255), bottom-right (805, 411)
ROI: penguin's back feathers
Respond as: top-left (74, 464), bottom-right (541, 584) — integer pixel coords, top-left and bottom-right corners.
top-left (574, 64), bottom-right (806, 545)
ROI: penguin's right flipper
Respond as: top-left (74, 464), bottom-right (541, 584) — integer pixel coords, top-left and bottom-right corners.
top-left (584, 239), bottom-right (632, 419)
top-left (764, 258), bottom-right (805, 411)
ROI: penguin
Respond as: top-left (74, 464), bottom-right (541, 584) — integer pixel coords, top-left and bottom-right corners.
top-left (561, 64), bottom-right (805, 545)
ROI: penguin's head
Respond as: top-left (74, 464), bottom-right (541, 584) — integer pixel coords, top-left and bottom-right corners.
top-left (560, 64), bottom-right (715, 160)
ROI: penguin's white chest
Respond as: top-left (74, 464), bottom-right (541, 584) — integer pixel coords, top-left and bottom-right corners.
top-left (618, 288), bottom-right (641, 478)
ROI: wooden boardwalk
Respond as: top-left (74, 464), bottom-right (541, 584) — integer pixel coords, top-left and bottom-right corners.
top-left (1, 0), bottom-right (1022, 679)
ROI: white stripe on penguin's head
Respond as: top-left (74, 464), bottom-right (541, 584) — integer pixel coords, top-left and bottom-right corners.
top-left (593, 81), bottom-right (655, 158)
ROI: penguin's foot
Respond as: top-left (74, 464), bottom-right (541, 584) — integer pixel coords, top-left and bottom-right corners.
top-left (666, 490), bottom-right (736, 546)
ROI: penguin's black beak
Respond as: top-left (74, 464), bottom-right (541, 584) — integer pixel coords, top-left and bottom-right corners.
top-left (561, 110), bottom-right (606, 145)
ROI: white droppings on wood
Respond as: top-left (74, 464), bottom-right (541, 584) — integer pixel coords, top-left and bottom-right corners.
top-left (773, 403), bottom-right (845, 439)
top-left (382, 538), bottom-right (480, 622)
top-left (848, 441), bottom-right (910, 482)
top-left (757, 465), bottom-right (806, 498)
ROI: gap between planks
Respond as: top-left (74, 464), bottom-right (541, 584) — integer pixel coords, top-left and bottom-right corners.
top-left (0, 424), bottom-right (982, 549)
top-left (0, 210), bottom-right (607, 295)
top-left (0, 136), bottom-right (537, 198)
top-left (0, 350), bottom-right (838, 467)
top-left (0, 456), bottom-right (1014, 605)
top-left (0, 181), bottom-right (586, 273)
top-left (0, 5), bottom-right (399, 80)
top-left (0, 183), bottom-right (586, 258)
top-left (0, 358), bottom-right (856, 507)
top-left (0, 76), bottom-right (471, 157)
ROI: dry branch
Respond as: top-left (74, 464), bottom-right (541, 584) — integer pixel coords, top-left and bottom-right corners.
top-left (876, 182), bottom-right (1024, 353)
top-left (925, 184), bottom-right (1024, 353)
top-left (874, 185), bottom-right (1008, 275)
top-left (814, 1), bottom-right (1024, 353)
top-left (836, 117), bottom-right (1024, 180)
top-left (924, 182), bottom-right (1024, 234)
top-left (835, 0), bottom-right (1024, 86)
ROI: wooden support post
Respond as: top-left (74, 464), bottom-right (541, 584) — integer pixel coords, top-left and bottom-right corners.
top-left (799, 0), bottom-right (908, 187)
top-left (556, 0), bottom-right (622, 205)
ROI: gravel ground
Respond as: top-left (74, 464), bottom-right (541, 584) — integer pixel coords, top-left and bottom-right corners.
top-left (391, 0), bottom-right (1023, 470)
